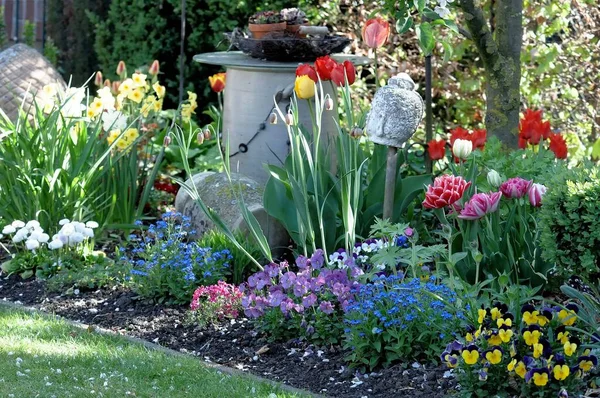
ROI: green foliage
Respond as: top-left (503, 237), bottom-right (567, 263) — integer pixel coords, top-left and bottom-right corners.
top-left (43, 37), bottom-right (60, 67)
top-left (23, 21), bottom-right (35, 46)
top-left (91, 0), bottom-right (290, 109)
top-left (1, 251), bottom-right (49, 280)
top-left (197, 229), bottom-right (262, 285)
top-left (0, 7), bottom-right (7, 48)
top-left (45, 254), bottom-right (130, 292)
top-left (539, 166), bottom-right (600, 283)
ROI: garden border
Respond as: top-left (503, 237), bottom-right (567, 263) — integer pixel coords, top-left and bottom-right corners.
top-left (0, 299), bottom-right (322, 398)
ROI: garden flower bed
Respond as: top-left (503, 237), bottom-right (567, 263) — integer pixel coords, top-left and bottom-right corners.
top-left (0, 275), bottom-right (455, 397)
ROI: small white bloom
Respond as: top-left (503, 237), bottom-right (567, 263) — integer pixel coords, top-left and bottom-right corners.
top-left (60, 223), bottom-right (75, 236)
top-left (25, 239), bottom-right (40, 251)
top-left (68, 232), bottom-right (85, 245)
top-left (83, 228), bottom-right (94, 238)
top-left (0, 233), bottom-right (3, 239)
top-left (85, 221), bottom-right (99, 229)
top-left (452, 138), bottom-right (473, 160)
top-left (2, 225), bottom-right (16, 234)
top-left (59, 218), bottom-right (70, 226)
top-left (434, 6), bottom-right (451, 18)
top-left (25, 220), bottom-right (40, 230)
top-left (37, 233), bottom-right (50, 243)
top-left (73, 222), bottom-right (86, 233)
top-left (11, 220), bottom-right (25, 228)
top-left (12, 228), bottom-right (29, 243)
top-left (48, 240), bottom-right (64, 250)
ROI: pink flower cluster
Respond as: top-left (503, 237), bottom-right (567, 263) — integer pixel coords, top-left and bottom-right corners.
top-left (241, 249), bottom-right (360, 319)
top-left (190, 281), bottom-right (243, 320)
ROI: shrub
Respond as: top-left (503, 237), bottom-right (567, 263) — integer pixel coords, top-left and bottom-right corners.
top-left (189, 281), bottom-right (243, 328)
top-left (126, 212), bottom-right (232, 304)
top-left (539, 166), bottom-right (600, 283)
top-left (442, 302), bottom-right (596, 397)
top-left (241, 250), bottom-right (360, 345)
top-left (344, 276), bottom-right (462, 370)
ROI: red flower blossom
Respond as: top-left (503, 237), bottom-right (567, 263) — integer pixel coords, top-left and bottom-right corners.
top-left (471, 129), bottom-right (487, 150)
top-left (548, 133), bottom-right (568, 159)
top-left (519, 109), bottom-right (552, 146)
top-left (427, 139), bottom-right (447, 160)
top-left (362, 18), bottom-right (390, 48)
top-left (450, 127), bottom-right (470, 146)
top-left (343, 60), bottom-right (356, 85)
top-left (330, 60), bottom-right (357, 86)
top-left (296, 64), bottom-right (318, 83)
top-left (423, 175), bottom-right (471, 209)
top-left (314, 55), bottom-right (337, 81)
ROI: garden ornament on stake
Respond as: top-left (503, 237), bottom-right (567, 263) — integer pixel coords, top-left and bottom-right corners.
top-left (366, 73), bottom-right (424, 220)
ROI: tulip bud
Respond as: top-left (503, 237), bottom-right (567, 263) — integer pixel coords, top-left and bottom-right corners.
top-left (103, 79), bottom-right (111, 88)
top-left (163, 135), bottom-right (172, 147)
top-left (285, 112), bottom-right (294, 126)
top-left (94, 71), bottom-right (103, 87)
top-left (112, 81), bottom-right (120, 95)
top-left (350, 126), bottom-right (363, 137)
top-left (487, 169), bottom-right (503, 188)
top-left (528, 183), bottom-right (547, 207)
top-left (116, 61), bottom-right (126, 76)
top-left (324, 95), bottom-right (334, 111)
top-left (149, 60), bottom-right (160, 76)
top-left (452, 138), bottom-right (473, 160)
top-left (268, 112), bottom-right (278, 125)
top-left (197, 132), bottom-right (204, 145)
top-left (203, 128), bottom-right (211, 141)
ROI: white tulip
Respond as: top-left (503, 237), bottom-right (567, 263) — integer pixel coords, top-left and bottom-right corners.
top-left (85, 221), bottom-right (99, 229)
top-left (487, 169), bottom-right (503, 188)
top-left (25, 239), bottom-right (40, 250)
top-left (452, 139), bottom-right (473, 160)
top-left (59, 218), bottom-right (70, 225)
top-left (11, 220), bottom-right (25, 228)
top-left (2, 225), bottom-right (16, 234)
top-left (48, 240), bottom-right (64, 250)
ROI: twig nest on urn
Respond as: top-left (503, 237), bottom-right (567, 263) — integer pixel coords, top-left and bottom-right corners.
top-left (365, 73), bottom-right (424, 148)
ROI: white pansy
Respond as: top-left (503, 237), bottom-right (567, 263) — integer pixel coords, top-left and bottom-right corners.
top-left (25, 239), bottom-right (40, 250)
top-left (48, 240), bottom-right (64, 250)
top-left (59, 218), bottom-right (70, 226)
top-left (11, 220), bottom-right (25, 228)
top-left (85, 221), bottom-right (99, 229)
top-left (2, 225), bottom-right (16, 234)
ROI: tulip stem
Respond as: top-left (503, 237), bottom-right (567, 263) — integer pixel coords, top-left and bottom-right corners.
top-left (373, 49), bottom-right (379, 88)
top-left (383, 146), bottom-right (398, 220)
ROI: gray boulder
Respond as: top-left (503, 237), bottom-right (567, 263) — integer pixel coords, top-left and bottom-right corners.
top-left (174, 172), bottom-right (289, 252)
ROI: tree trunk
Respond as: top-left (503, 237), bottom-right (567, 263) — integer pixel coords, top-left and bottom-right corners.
top-left (459, 0), bottom-right (523, 147)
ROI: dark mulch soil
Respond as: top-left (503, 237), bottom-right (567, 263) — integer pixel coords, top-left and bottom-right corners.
top-left (0, 274), bottom-right (456, 397)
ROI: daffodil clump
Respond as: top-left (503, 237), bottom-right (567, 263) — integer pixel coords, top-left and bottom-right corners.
top-left (181, 91), bottom-right (198, 123)
top-left (441, 302), bottom-right (597, 397)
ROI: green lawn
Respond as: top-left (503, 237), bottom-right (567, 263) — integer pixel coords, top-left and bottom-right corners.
top-left (0, 305), bottom-right (304, 398)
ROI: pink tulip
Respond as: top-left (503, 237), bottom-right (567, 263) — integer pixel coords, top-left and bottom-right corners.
top-left (499, 177), bottom-right (532, 199)
top-left (423, 175), bottom-right (471, 209)
top-left (458, 192), bottom-right (502, 220)
top-left (528, 183), bottom-right (547, 207)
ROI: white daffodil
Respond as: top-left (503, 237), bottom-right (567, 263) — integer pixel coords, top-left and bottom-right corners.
top-left (102, 110), bottom-right (128, 132)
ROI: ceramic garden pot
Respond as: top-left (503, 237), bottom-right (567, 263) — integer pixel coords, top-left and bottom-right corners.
top-left (248, 22), bottom-right (286, 39)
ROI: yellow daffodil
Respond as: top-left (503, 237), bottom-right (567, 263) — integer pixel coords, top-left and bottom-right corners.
top-left (119, 79), bottom-right (133, 95)
top-left (499, 328), bottom-right (513, 343)
top-left (116, 139), bottom-right (130, 151)
top-left (515, 361), bottom-right (527, 378)
top-left (533, 343), bottom-right (543, 358)
top-left (558, 309), bottom-right (577, 326)
top-left (507, 359), bottom-right (517, 372)
top-left (153, 99), bottom-right (163, 112)
top-left (124, 128), bottom-right (139, 142)
top-left (107, 129), bottom-right (121, 145)
top-left (153, 82), bottom-right (166, 99)
top-left (187, 91), bottom-right (198, 104)
top-left (532, 371), bottom-right (549, 387)
top-left (485, 349), bottom-right (502, 365)
top-left (523, 330), bottom-right (541, 346)
top-left (128, 88), bottom-right (144, 103)
top-left (564, 341), bottom-right (577, 357)
top-left (461, 349), bottom-right (479, 365)
top-left (132, 73), bottom-right (147, 88)
top-left (523, 310), bottom-right (539, 325)
top-left (294, 75), bottom-right (315, 99)
top-left (477, 309), bottom-right (487, 324)
top-left (553, 364), bottom-right (570, 381)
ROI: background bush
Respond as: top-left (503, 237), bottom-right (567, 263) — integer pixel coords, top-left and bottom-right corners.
top-left (539, 166), bottom-right (600, 283)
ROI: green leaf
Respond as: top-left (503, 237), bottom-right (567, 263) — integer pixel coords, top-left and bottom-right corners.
top-left (442, 40), bottom-right (453, 63)
top-left (591, 138), bottom-right (600, 160)
top-left (416, 0), bottom-right (426, 12)
top-left (416, 22), bottom-right (435, 56)
top-left (395, 16), bottom-right (413, 34)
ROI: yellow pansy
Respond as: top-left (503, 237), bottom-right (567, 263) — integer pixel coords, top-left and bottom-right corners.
top-left (474, 325), bottom-right (483, 339)
top-left (558, 331), bottom-right (570, 345)
top-left (507, 359), bottom-right (517, 372)
top-left (580, 359), bottom-right (595, 372)
top-left (443, 353), bottom-right (458, 368)
top-left (490, 307), bottom-right (502, 321)
top-left (499, 328), bottom-right (513, 343)
top-left (128, 89), bottom-right (144, 103)
top-left (558, 309), bottom-right (577, 326)
top-left (553, 364), bottom-right (569, 381)
top-left (537, 315), bottom-right (549, 326)
top-left (497, 317), bottom-right (512, 328)
top-left (523, 330), bottom-right (541, 346)
top-left (485, 349), bottom-right (502, 365)
top-left (532, 371), bottom-right (549, 387)
top-left (124, 128), bottom-right (139, 142)
top-left (488, 333), bottom-right (503, 346)
top-left (477, 309), bottom-right (487, 324)
top-left (294, 75), bottom-right (315, 99)
top-left (132, 73), bottom-right (147, 88)
top-left (465, 332), bottom-right (474, 343)
top-left (461, 349), bottom-right (479, 365)
top-left (119, 79), bottom-right (133, 95)
top-left (515, 361), bottom-right (527, 378)
top-left (533, 343), bottom-right (543, 358)
top-left (564, 341), bottom-right (577, 357)
top-left (153, 82), bottom-right (166, 99)
top-left (523, 310), bottom-right (539, 325)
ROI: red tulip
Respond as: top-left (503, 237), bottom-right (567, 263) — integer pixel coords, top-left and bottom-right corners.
top-left (519, 108), bottom-right (552, 147)
top-left (449, 127), bottom-right (470, 146)
top-left (422, 175), bottom-right (471, 209)
top-left (471, 129), bottom-right (487, 150)
top-left (296, 64), bottom-right (318, 83)
top-left (427, 139), bottom-right (447, 160)
top-left (209, 73), bottom-right (226, 93)
top-left (548, 133), bottom-right (568, 159)
top-left (314, 55), bottom-right (337, 81)
top-left (362, 17), bottom-right (390, 49)
top-left (343, 60), bottom-right (356, 85)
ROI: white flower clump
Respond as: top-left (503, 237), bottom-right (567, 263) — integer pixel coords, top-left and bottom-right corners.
top-left (1, 218), bottom-right (98, 252)
top-left (433, 0), bottom-right (454, 18)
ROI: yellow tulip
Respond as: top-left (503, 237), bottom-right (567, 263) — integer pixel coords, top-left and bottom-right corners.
top-left (294, 75), bottom-right (315, 99)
